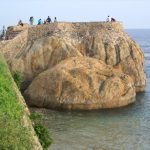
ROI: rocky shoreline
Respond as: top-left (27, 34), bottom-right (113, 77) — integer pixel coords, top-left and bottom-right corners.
top-left (0, 22), bottom-right (146, 110)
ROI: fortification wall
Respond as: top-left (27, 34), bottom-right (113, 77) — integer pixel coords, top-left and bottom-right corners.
top-left (27, 22), bottom-right (123, 41)
top-left (0, 30), bottom-right (28, 62)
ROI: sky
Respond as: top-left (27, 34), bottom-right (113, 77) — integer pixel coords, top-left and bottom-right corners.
top-left (0, 0), bottom-right (150, 29)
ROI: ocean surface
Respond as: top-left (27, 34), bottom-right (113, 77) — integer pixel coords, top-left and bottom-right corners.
top-left (32, 29), bottom-right (150, 150)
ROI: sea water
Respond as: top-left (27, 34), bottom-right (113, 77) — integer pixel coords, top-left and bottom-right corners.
top-left (32, 29), bottom-right (150, 150)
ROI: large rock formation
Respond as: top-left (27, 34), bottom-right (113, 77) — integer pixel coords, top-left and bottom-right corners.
top-left (0, 22), bottom-right (146, 110)
top-left (25, 57), bottom-right (136, 110)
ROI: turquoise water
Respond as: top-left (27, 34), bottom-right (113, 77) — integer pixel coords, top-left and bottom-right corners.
top-left (32, 29), bottom-right (150, 150)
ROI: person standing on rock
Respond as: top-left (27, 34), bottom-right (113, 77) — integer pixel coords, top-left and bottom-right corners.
top-left (2, 26), bottom-right (6, 39)
top-left (46, 16), bottom-right (52, 23)
top-left (29, 16), bottom-right (34, 25)
top-left (0, 26), bottom-right (6, 40)
top-left (106, 16), bottom-right (111, 22)
top-left (38, 19), bottom-right (42, 25)
top-left (54, 17), bottom-right (57, 23)
top-left (111, 17), bottom-right (116, 22)
top-left (18, 20), bottom-right (24, 26)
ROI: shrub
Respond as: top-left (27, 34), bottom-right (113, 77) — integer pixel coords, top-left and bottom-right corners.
top-left (30, 112), bottom-right (43, 122)
top-left (12, 71), bottom-right (22, 89)
top-left (30, 112), bottom-right (53, 149)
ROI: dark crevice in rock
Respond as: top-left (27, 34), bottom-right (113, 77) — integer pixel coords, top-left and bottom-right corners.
top-left (129, 43), bottom-right (134, 60)
top-left (89, 37), bottom-right (97, 58)
top-left (42, 97), bottom-right (47, 107)
top-left (122, 87), bottom-right (132, 97)
top-left (87, 75), bottom-right (93, 87)
top-left (99, 80), bottom-right (105, 93)
top-left (21, 80), bottom-right (32, 92)
top-left (69, 69), bottom-right (77, 77)
top-left (88, 50), bottom-right (95, 57)
top-left (115, 44), bottom-right (121, 65)
top-left (91, 37), bottom-right (95, 49)
top-left (22, 41), bottom-right (34, 58)
top-left (104, 42), bottom-right (109, 64)
top-left (47, 31), bottom-right (54, 36)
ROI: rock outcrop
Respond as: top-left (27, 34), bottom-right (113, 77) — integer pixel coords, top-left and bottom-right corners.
top-left (25, 57), bottom-right (136, 110)
top-left (0, 22), bottom-right (146, 110)
top-left (0, 25), bottom-right (28, 63)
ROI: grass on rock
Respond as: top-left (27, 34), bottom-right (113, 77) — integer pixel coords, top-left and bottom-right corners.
top-left (30, 112), bottom-right (53, 150)
top-left (0, 55), bottom-right (34, 149)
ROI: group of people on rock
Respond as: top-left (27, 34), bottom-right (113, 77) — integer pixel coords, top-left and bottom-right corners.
top-left (18, 16), bottom-right (57, 26)
top-left (106, 16), bottom-right (116, 22)
top-left (17, 15), bottom-right (116, 27)
top-left (30, 16), bottom-right (57, 25)
top-left (37, 16), bottom-right (57, 25)
top-left (1, 15), bottom-right (117, 40)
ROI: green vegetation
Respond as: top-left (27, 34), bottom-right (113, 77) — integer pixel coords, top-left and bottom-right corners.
top-left (12, 71), bottom-right (22, 89)
top-left (30, 112), bottom-right (53, 150)
top-left (0, 55), bottom-right (34, 149)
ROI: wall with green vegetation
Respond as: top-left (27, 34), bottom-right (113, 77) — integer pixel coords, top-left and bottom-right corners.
top-left (0, 54), bottom-right (42, 150)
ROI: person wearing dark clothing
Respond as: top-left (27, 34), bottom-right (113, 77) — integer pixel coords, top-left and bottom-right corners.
top-left (111, 18), bottom-right (116, 22)
top-left (2, 26), bottom-right (6, 36)
top-left (18, 20), bottom-right (24, 26)
top-left (29, 16), bottom-right (34, 25)
top-left (1, 26), bottom-right (6, 40)
top-left (46, 16), bottom-right (52, 23)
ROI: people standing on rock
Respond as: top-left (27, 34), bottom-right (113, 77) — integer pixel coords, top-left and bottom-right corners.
top-left (44, 19), bottom-right (49, 24)
top-left (46, 16), bottom-right (52, 23)
top-left (29, 16), bottom-right (34, 25)
top-left (111, 17), bottom-right (116, 22)
top-left (38, 19), bottom-right (42, 25)
top-left (18, 20), bottom-right (24, 26)
top-left (3, 26), bottom-right (6, 37)
top-left (106, 16), bottom-right (111, 22)
top-left (54, 17), bottom-right (57, 23)
top-left (1, 26), bottom-right (6, 40)
top-left (44, 20), bottom-right (46, 24)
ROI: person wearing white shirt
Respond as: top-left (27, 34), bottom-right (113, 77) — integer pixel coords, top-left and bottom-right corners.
top-left (106, 16), bottom-right (111, 22)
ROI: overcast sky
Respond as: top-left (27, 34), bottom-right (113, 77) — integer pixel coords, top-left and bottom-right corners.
top-left (0, 0), bottom-right (150, 29)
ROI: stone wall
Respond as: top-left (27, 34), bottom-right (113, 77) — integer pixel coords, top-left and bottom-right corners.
top-left (27, 22), bottom-right (123, 41)
top-left (0, 30), bottom-right (28, 62)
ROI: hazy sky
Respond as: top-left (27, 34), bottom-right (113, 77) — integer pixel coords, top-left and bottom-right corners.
top-left (0, 0), bottom-right (150, 29)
